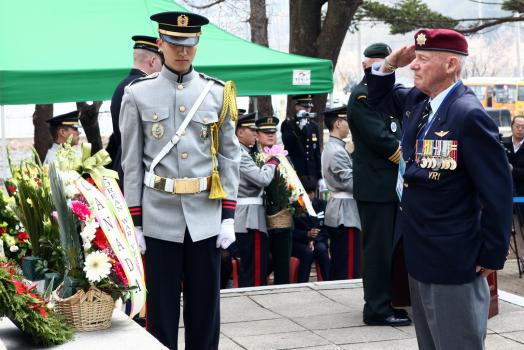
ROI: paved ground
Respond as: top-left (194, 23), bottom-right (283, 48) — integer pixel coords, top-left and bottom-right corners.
top-left (202, 278), bottom-right (524, 350)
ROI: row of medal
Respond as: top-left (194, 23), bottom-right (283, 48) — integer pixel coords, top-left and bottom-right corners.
top-left (415, 139), bottom-right (458, 171)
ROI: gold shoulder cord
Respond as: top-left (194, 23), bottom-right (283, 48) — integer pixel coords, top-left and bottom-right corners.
top-left (209, 80), bottom-right (238, 199)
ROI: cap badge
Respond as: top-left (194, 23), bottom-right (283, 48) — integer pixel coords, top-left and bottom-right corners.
top-left (416, 33), bottom-right (427, 46)
top-left (177, 14), bottom-right (189, 27)
top-left (435, 130), bottom-right (449, 137)
top-left (267, 117), bottom-right (273, 124)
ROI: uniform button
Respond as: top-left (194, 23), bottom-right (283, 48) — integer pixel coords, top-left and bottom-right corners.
top-left (179, 105), bottom-right (186, 112)
top-left (181, 130), bottom-right (186, 136)
top-left (177, 84), bottom-right (184, 90)
top-left (181, 152), bottom-right (188, 159)
top-left (403, 183), bottom-right (409, 188)
top-left (203, 117), bottom-right (208, 123)
top-left (306, 145), bottom-right (309, 148)
top-left (152, 114), bottom-right (158, 121)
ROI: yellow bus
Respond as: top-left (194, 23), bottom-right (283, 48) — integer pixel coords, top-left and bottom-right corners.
top-left (516, 80), bottom-right (524, 116)
top-left (463, 77), bottom-right (519, 115)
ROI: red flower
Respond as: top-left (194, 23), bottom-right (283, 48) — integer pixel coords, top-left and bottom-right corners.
top-left (34, 177), bottom-right (41, 187)
top-left (8, 185), bottom-right (16, 194)
top-left (13, 280), bottom-right (30, 294)
top-left (86, 177), bottom-right (95, 186)
top-left (112, 260), bottom-right (129, 287)
top-left (29, 304), bottom-right (47, 318)
top-left (17, 231), bottom-right (29, 242)
top-left (93, 228), bottom-right (110, 250)
top-left (70, 200), bottom-right (91, 221)
top-left (0, 228), bottom-right (6, 235)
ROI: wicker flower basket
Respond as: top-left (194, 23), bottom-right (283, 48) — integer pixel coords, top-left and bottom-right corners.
top-left (52, 285), bottom-right (115, 332)
top-left (266, 209), bottom-right (293, 229)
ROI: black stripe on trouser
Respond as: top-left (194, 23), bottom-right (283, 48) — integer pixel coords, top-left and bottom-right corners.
top-left (358, 200), bottom-right (397, 319)
top-left (145, 232), bottom-right (220, 350)
top-left (327, 225), bottom-right (362, 280)
top-left (268, 228), bottom-right (292, 285)
top-left (292, 241), bottom-right (331, 283)
top-left (236, 230), bottom-right (268, 287)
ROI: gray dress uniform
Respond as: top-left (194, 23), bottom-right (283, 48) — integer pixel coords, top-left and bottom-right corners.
top-left (235, 143), bottom-right (277, 287)
top-left (120, 66), bottom-right (240, 243)
top-left (44, 143), bottom-right (59, 164)
top-left (322, 134), bottom-right (362, 280)
top-left (235, 144), bottom-right (276, 234)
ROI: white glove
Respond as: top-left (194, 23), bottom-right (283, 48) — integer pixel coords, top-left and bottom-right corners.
top-left (135, 226), bottom-right (147, 254)
top-left (216, 219), bottom-right (236, 249)
top-left (318, 178), bottom-right (328, 192)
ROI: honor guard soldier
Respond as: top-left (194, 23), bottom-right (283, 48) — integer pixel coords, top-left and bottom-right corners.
top-left (256, 116), bottom-right (293, 285)
top-left (281, 95), bottom-right (322, 185)
top-left (347, 43), bottom-right (410, 327)
top-left (119, 11), bottom-right (240, 350)
top-left (106, 35), bottom-right (163, 184)
top-left (235, 112), bottom-right (279, 287)
top-left (44, 111), bottom-right (81, 164)
top-left (367, 29), bottom-right (512, 349)
top-left (321, 107), bottom-right (362, 280)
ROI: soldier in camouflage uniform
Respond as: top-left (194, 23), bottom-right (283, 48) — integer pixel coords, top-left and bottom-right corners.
top-left (119, 12), bottom-right (240, 349)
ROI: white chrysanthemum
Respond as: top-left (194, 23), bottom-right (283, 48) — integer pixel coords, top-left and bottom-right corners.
top-left (9, 245), bottom-right (19, 253)
top-left (80, 220), bottom-right (97, 248)
top-left (65, 184), bottom-right (79, 198)
top-left (59, 170), bottom-right (81, 185)
top-left (83, 251), bottom-right (111, 283)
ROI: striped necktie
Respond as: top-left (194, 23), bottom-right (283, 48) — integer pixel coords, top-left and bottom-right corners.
top-left (417, 100), bottom-right (432, 137)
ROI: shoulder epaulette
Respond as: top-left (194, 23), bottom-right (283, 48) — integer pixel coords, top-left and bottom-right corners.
top-left (199, 72), bottom-right (225, 86)
top-left (129, 72), bottom-right (159, 86)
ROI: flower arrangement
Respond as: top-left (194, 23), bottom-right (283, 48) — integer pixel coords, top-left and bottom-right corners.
top-left (256, 144), bottom-right (317, 217)
top-left (5, 150), bottom-right (63, 277)
top-left (50, 141), bottom-right (145, 317)
top-left (0, 189), bottom-right (30, 261)
top-left (0, 261), bottom-right (73, 345)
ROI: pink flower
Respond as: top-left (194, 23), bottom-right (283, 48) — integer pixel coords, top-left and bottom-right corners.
top-left (70, 200), bottom-right (91, 221)
top-left (263, 144), bottom-right (288, 157)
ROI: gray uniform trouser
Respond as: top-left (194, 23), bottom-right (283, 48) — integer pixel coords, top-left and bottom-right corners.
top-left (408, 274), bottom-right (490, 350)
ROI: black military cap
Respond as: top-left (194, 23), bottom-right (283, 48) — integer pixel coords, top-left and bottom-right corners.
top-left (150, 11), bottom-right (209, 47)
top-left (292, 94), bottom-right (314, 108)
top-left (237, 108), bottom-right (247, 115)
top-left (46, 111), bottom-right (81, 128)
top-left (323, 106), bottom-right (347, 120)
top-left (363, 43), bottom-right (392, 58)
top-left (237, 112), bottom-right (257, 130)
top-left (256, 116), bottom-right (280, 133)
top-left (132, 35), bottom-right (159, 54)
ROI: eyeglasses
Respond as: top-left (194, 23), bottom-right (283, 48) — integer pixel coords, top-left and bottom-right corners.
top-left (513, 125), bottom-right (524, 130)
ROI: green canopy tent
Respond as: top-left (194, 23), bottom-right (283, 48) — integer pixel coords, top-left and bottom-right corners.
top-left (0, 0), bottom-right (333, 105)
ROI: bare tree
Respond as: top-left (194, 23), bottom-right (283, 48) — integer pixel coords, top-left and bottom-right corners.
top-left (33, 104), bottom-right (53, 162)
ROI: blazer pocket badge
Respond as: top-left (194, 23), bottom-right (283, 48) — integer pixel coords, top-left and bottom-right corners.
top-left (200, 125), bottom-right (210, 140)
top-left (151, 123), bottom-right (165, 139)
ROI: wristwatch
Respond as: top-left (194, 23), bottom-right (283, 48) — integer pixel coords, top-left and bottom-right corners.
top-left (383, 59), bottom-right (398, 73)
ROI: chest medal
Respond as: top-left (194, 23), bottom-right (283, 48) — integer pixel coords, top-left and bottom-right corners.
top-left (151, 123), bottom-right (165, 139)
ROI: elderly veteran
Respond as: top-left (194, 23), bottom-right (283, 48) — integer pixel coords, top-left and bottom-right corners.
top-left (119, 11), bottom-right (240, 350)
top-left (366, 28), bottom-right (512, 349)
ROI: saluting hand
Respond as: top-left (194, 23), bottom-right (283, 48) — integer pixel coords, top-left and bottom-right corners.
top-left (381, 45), bottom-right (416, 73)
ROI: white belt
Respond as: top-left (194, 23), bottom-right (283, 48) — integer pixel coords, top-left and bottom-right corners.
top-left (144, 171), bottom-right (210, 194)
top-left (331, 191), bottom-right (353, 199)
top-left (237, 197), bottom-right (263, 205)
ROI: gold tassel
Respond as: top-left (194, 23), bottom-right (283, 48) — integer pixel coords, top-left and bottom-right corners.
top-left (208, 80), bottom-right (238, 200)
top-left (209, 169), bottom-right (227, 199)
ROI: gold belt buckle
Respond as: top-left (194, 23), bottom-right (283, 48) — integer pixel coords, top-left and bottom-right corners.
top-left (174, 178), bottom-right (200, 194)
top-left (153, 175), bottom-right (167, 191)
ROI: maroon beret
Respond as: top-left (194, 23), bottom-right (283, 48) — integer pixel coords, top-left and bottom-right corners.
top-left (414, 28), bottom-right (468, 56)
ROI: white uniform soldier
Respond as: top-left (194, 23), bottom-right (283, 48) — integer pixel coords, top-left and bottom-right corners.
top-left (119, 11), bottom-right (240, 350)
top-left (321, 106), bottom-right (362, 280)
top-left (234, 112), bottom-right (279, 287)
top-left (44, 111), bottom-right (81, 164)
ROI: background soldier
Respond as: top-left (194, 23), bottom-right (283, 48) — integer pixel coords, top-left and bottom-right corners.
top-left (235, 112), bottom-right (279, 287)
top-left (256, 116), bottom-right (292, 285)
top-left (119, 12), bottom-right (240, 349)
top-left (44, 111), bottom-right (81, 164)
top-left (347, 43), bottom-right (410, 327)
top-left (281, 95), bottom-right (322, 185)
top-left (106, 35), bottom-right (162, 183)
top-left (321, 107), bottom-right (361, 280)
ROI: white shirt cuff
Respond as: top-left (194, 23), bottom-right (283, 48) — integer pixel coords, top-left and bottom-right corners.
top-left (371, 62), bottom-right (394, 76)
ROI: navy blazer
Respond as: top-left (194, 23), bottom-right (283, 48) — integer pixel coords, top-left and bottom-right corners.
top-left (366, 69), bottom-right (512, 284)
